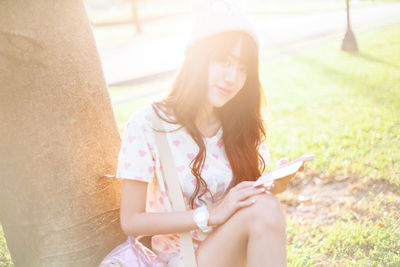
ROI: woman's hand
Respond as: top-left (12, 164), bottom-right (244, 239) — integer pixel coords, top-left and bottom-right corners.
top-left (207, 181), bottom-right (267, 227)
top-left (266, 158), bottom-right (304, 195)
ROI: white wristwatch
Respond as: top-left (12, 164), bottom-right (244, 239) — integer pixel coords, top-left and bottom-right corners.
top-left (193, 205), bottom-right (213, 233)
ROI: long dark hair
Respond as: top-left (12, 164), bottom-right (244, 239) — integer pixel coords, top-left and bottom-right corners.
top-left (152, 31), bottom-right (267, 209)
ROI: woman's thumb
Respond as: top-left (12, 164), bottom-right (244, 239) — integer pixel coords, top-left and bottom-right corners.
top-left (277, 158), bottom-right (289, 166)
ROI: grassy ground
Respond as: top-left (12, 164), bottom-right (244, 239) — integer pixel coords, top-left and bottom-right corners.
top-left (1, 25), bottom-right (399, 267)
top-left (0, 225), bottom-right (11, 267)
top-left (261, 26), bottom-right (400, 187)
top-left (260, 25), bottom-right (400, 266)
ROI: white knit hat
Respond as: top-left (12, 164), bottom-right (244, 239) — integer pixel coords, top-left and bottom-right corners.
top-left (185, 0), bottom-right (261, 52)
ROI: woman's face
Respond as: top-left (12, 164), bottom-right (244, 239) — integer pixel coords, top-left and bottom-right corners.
top-left (207, 38), bottom-right (247, 108)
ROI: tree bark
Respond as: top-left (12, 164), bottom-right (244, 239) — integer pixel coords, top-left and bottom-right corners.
top-left (131, 0), bottom-right (143, 33)
top-left (0, 0), bottom-right (125, 266)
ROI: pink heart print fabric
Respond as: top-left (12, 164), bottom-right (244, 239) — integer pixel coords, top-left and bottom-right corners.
top-left (115, 105), bottom-right (271, 264)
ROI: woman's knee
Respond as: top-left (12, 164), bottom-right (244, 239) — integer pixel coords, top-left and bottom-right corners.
top-left (246, 192), bottom-right (286, 234)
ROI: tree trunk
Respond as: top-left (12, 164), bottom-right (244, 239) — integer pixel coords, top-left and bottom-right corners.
top-left (0, 0), bottom-right (125, 266)
top-left (131, 0), bottom-right (143, 33)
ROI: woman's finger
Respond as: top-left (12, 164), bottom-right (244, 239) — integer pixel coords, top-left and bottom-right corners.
top-left (265, 183), bottom-right (275, 192)
top-left (277, 158), bottom-right (289, 167)
top-left (236, 187), bottom-right (266, 201)
top-left (237, 198), bottom-right (257, 208)
top-left (233, 180), bottom-right (256, 191)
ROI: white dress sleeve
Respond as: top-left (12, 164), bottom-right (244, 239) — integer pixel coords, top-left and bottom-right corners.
top-left (115, 116), bottom-right (155, 183)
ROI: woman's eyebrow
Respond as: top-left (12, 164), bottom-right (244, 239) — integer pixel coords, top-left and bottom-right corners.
top-left (228, 53), bottom-right (241, 61)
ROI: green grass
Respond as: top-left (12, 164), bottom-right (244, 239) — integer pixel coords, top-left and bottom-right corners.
top-left (261, 25), bottom-right (400, 188)
top-left (1, 24), bottom-right (399, 267)
top-left (287, 193), bottom-right (400, 266)
top-left (260, 25), bottom-right (400, 266)
top-left (0, 225), bottom-right (12, 267)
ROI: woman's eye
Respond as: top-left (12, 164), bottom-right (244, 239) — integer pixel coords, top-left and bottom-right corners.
top-left (215, 59), bottom-right (247, 73)
top-left (221, 59), bottom-right (230, 66)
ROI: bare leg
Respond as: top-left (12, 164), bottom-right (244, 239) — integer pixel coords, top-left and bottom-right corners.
top-left (196, 193), bottom-right (286, 267)
top-left (246, 195), bottom-right (287, 267)
top-left (195, 206), bottom-right (249, 267)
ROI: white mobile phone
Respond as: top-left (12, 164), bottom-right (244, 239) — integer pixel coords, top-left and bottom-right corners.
top-left (253, 154), bottom-right (315, 187)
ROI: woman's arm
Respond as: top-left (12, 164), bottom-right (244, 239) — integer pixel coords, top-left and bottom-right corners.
top-left (120, 179), bottom-right (200, 236)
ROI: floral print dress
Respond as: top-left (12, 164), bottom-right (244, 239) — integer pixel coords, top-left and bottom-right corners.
top-left (115, 105), bottom-right (271, 266)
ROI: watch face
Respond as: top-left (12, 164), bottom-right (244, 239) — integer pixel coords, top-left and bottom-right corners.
top-left (196, 211), bottom-right (206, 221)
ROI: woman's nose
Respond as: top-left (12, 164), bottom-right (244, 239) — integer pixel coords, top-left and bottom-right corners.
top-left (225, 65), bottom-right (238, 83)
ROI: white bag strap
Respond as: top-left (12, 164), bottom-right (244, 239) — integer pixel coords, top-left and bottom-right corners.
top-left (152, 110), bottom-right (198, 267)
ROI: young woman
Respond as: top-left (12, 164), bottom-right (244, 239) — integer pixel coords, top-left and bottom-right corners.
top-left (115, 29), bottom-right (300, 267)
top-left (115, 2), bottom-right (302, 265)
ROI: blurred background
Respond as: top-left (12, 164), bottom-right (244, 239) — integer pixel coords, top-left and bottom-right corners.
top-left (1, 0), bottom-right (399, 266)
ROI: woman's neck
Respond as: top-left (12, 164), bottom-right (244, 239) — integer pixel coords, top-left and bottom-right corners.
top-left (195, 103), bottom-right (221, 137)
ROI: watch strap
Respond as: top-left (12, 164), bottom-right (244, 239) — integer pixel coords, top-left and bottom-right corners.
top-left (194, 206), bottom-right (212, 233)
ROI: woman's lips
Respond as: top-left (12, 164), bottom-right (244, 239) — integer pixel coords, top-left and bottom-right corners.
top-left (217, 86), bottom-right (232, 96)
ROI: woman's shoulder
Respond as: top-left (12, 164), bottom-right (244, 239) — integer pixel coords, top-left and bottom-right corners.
top-left (124, 105), bottom-right (154, 133)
